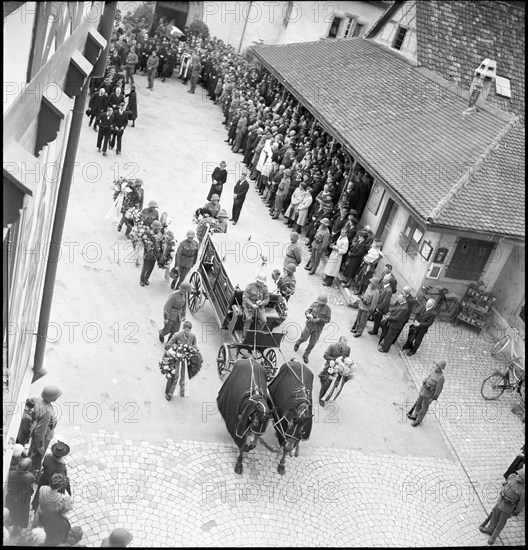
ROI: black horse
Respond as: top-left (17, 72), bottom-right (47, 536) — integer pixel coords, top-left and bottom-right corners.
top-left (267, 360), bottom-right (314, 475)
top-left (217, 358), bottom-right (273, 474)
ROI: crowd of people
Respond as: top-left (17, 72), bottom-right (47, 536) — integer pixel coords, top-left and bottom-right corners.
top-left (4, 386), bottom-right (134, 547)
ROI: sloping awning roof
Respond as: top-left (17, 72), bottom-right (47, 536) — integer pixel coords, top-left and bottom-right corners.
top-left (251, 38), bottom-right (524, 239)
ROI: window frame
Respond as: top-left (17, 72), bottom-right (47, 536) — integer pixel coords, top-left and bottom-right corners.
top-left (398, 215), bottom-right (428, 259)
top-left (392, 25), bottom-right (408, 50)
top-left (352, 22), bottom-right (366, 38)
top-left (327, 15), bottom-right (343, 38)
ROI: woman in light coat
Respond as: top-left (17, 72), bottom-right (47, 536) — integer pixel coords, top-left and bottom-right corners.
top-left (295, 186), bottom-right (313, 233)
top-left (323, 227), bottom-right (349, 286)
top-left (256, 139), bottom-right (275, 194)
top-left (284, 183), bottom-right (307, 228)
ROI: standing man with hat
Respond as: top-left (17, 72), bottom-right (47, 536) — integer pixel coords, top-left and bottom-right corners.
top-left (141, 200), bottom-right (159, 227)
top-left (479, 466), bottom-right (525, 545)
top-left (351, 277), bottom-right (381, 337)
top-left (294, 294), bottom-right (332, 364)
top-left (171, 229), bottom-right (198, 290)
top-left (28, 385), bottom-right (62, 473)
top-left (140, 220), bottom-right (163, 287)
top-left (101, 527), bottom-right (133, 547)
top-left (367, 273), bottom-right (394, 336)
top-left (159, 282), bottom-right (191, 343)
top-left (31, 441), bottom-right (71, 512)
top-left (207, 161), bottom-right (228, 201)
top-left (283, 232), bottom-right (303, 269)
top-left (231, 167), bottom-right (250, 225)
top-left (406, 360), bottom-right (446, 426)
top-left (242, 273), bottom-right (270, 336)
top-left (378, 288), bottom-right (413, 353)
top-left (277, 264), bottom-right (297, 302)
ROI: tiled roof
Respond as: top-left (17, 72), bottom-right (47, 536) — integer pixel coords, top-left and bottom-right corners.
top-left (435, 123), bottom-right (525, 237)
top-left (252, 38), bottom-right (524, 238)
top-left (415, 0), bottom-right (525, 121)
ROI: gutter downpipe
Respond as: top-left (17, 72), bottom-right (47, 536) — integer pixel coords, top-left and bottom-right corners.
top-left (32, 2), bottom-right (117, 379)
top-left (239, 1), bottom-right (253, 54)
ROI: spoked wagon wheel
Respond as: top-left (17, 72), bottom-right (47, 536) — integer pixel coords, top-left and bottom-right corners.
top-left (263, 348), bottom-right (278, 381)
top-left (217, 344), bottom-right (231, 381)
top-left (188, 272), bottom-right (204, 314)
top-left (481, 372), bottom-right (507, 400)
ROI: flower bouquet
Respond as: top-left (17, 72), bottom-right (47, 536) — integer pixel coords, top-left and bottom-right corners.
top-left (106, 177), bottom-right (141, 220)
top-left (196, 216), bottom-right (223, 242)
top-left (318, 356), bottom-right (357, 403)
top-left (159, 343), bottom-right (204, 397)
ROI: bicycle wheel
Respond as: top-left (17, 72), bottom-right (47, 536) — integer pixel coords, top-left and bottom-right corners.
top-left (481, 372), bottom-right (507, 400)
top-left (491, 335), bottom-right (510, 358)
top-left (437, 297), bottom-right (461, 323)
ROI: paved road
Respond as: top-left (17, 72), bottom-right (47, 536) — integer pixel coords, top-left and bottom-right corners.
top-left (31, 72), bottom-right (524, 546)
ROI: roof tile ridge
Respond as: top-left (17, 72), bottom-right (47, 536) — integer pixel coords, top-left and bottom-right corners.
top-left (427, 116), bottom-right (521, 223)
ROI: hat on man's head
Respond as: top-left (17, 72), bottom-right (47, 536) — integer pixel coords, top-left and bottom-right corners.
top-left (435, 360), bottom-right (447, 370)
top-left (316, 294), bottom-right (328, 304)
top-left (148, 200), bottom-right (158, 208)
top-left (290, 232), bottom-right (299, 241)
top-left (17, 458), bottom-right (33, 472)
top-left (151, 220), bottom-right (163, 230)
top-left (179, 282), bottom-right (192, 292)
top-left (319, 218), bottom-right (330, 227)
top-left (285, 263), bottom-right (296, 273)
top-left (186, 229), bottom-right (196, 238)
top-left (12, 443), bottom-right (24, 458)
top-left (51, 441), bottom-right (70, 457)
top-left (217, 209), bottom-right (229, 218)
top-left (255, 272), bottom-right (267, 284)
top-left (210, 194), bottom-right (220, 201)
top-left (41, 385), bottom-right (62, 402)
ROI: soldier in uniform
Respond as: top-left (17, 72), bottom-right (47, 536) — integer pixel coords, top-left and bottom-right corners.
top-left (188, 54), bottom-right (202, 94)
top-left (294, 294), bottom-right (332, 363)
top-left (277, 263), bottom-right (296, 302)
top-left (407, 360), bottom-right (446, 426)
top-left (242, 273), bottom-right (270, 336)
top-left (305, 217), bottom-right (330, 275)
top-left (283, 232), bottom-right (303, 269)
top-left (319, 336), bottom-right (351, 406)
top-left (171, 229), bottom-right (199, 290)
top-left (164, 321), bottom-right (198, 401)
top-left (159, 282), bottom-right (191, 343)
top-left (479, 466), bottom-right (525, 545)
top-left (28, 385), bottom-right (62, 473)
top-left (141, 200), bottom-right (159, 227)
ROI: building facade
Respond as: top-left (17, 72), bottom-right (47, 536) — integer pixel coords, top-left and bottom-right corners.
top-left (3, 1), bottom-right (116, 483)
top-left (203, 0), bottom-right (389, 52)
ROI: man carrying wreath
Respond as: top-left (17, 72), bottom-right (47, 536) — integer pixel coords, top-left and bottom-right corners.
top-left (319, 336), bottom-right (350, 407)
top-left (164, 321), bottom-right (198, 401)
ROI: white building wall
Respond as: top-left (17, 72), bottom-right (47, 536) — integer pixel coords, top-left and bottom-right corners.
top-left (202, 1), bottom-right (387, 51)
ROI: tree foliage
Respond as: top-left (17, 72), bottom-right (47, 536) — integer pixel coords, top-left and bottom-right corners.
top-left (188, 19), bottom-right (210, 38)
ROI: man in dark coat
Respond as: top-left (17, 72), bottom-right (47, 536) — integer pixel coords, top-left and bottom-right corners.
top-left (378, 291), bottom-right (412, 353)
top-left (368, 273), bottom-right (394, 336)
top-left (231, 168), bottom-right (250, 224)
top-left (402, 298), bottom-right (437, 355)
top-left (96, 105), bottom-right (114, 155)
top-left (88, 88), bottom-right (108, 130)
top-left (159, 282), bottom-right (191, 343)
top-left (207, 161), bottom-right (228, 201)
top-left (108, 86), bottom-right (125, 110)
top-left (5, 458), bottom-right (35, 533)
top-left (125, 85), bottom-right (137, 127)
top-left (109, 101), bottom-right (128, 154)
top-left (343, 232), bottom-right (369, 287)
top-left (407, 360), bottom-right (446, 426)
top-left (139, 220), bottom-right (163, 286)
top-left (141, 200), bottom-right (159, 227)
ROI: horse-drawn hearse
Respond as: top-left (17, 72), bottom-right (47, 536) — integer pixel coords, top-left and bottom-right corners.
top-left (186, 230), bottom-right (314, 475)
top-left (187, 230), bottom-right (287, 381)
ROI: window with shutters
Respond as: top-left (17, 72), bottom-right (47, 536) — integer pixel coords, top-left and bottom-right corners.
top-left (392, 25), bottom-right (408, 50)
top-left (444, 238), bottom-right (495, 281)
top-left (398, 215), bottom-right (425, 259)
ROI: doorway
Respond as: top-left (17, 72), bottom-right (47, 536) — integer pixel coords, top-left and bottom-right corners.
top-left (376, 198), bottom-right (398, 244)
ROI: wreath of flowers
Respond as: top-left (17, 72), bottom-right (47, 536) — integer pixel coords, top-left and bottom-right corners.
top-left (275, 293), bottom-right (288, 323)
top-left (130, 223), bottom-right (163, 258)
top-left (158, 231), bottom-right (176, 269)
top-left (195, 216), bottom-right (223, 242)
top-left (318, 356), bottom-right (357, 387)
top-left (159, 343), bottom-right (203, 379)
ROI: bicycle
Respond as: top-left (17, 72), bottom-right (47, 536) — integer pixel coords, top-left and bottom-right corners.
top-left (480, 364), bottom-right (525, 401)
top-left (419, 285), bottom-right (461, 323)
top-left (491, 327), bottom-right (525, 363)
